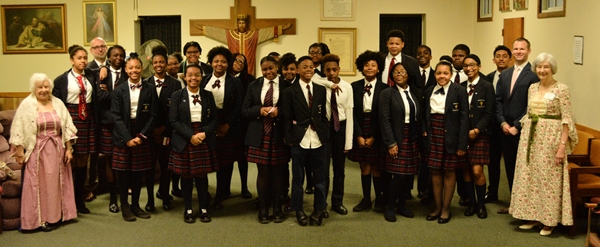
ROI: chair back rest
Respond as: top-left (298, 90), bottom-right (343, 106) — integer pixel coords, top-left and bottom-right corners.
top-left (573, 130), bottom-right (595, 155)
top-left (590, 139), bottom-right (600, 167)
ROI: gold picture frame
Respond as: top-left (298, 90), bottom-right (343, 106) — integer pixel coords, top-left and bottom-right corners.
top-left (1, 4), bottom-right (67, 54)
top-left (83, 1), bottom-right (116, 45)
top-left (318, 28), bottom-right (357, 76)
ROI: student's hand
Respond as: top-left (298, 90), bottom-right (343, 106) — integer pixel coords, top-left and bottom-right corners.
top-left (99, 67), bottom-right (108, 81)
top-left (457, 150), bottom-right (466, 156)
top-left (364, 137), bottom-right (375, 148)
top-left (331, 84), bottom-right (343, 96)
top-left (388, 145), bottom-right (398, 158)
top-left (357, 136), bottom-right (366, 148)
top-left (509, 126), bottom-right (519, 136)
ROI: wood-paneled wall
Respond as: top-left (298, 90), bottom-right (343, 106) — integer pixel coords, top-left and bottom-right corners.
top-left (0, 93), bottom-right (29, 111)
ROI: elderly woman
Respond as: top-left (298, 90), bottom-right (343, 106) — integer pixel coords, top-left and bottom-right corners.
top-left (509, 53), bottom-right (577, 236)
top-left (11, 73), bottom-right (77, 231)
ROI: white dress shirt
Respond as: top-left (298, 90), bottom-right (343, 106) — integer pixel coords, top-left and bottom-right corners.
top-left (128, 80), bottom-right (142, 119)
top-left (204, 73), bottom-right (226, 109)
top-left (66, 70), bottom-right (93, 104)
top-left (187, 88), bottom-right (202, 122)
top-left (110, 67), bottom-right (121, 89)
top-left (382, 52), bottom-right (403, 84)
top-left (299, 80), bottom-right (322, 149)
top-left (452, 68), bottom-right (468, 84)
top-left (397, 85), bottom-right (416, 123)
top-left (261, 77), bottom-right (280, 106)
top-left (326, 78), bottom-right (354, 150)
top-left (421, 66), bottom-right (432, 86)
top-left (363, 78), bottom-right (376, 112)
top-left (492, 70), bottom-right (501, 93)
top-left (154, 76), bottom-right (165, 95)
top-left (430, 83), bottom-right (450, 114)
top-left (466, 77), bottom-right (480, 104)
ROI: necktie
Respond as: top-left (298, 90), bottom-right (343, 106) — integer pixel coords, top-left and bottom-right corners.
top-left (422, 69), bottom-right (427, 86)
top-left (307, 84), bottom-right (315, 130)
top-left (76, 75), bottom-right (87, 120)
top-left (130, 83), bottom-right (142, 90)
top-left (404, 90), bottom-right (418, 140)
top-left (387, 58), bottom-right (396, 86)
top-left (510, 67), bottom-right (520, 95)
top-left (364, 83), bottom-right (372, 96)
top-left (454, 71), bottom-right (461, 84)
top-left (263, 81), bottom-right (274, 134)
top-left (156, 79), bottom-right (166, 88)
top-left (114, 71), bottom-right (120, 86)
top-left (212, 79), bottom-right (221, 89)
top-left (468, 84), bottom-right (475, 96)
top-left (331, 89), bottom-right (340, 132)
top-left (191, 95), bottom-right (200, 105)
top-left (434, 87), bottom-right (445, 95)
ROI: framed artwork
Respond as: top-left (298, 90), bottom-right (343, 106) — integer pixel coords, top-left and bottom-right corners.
top-left (83, 1), bottom-right (116, 45)
top-left (1, 4), bottom-right (67, 54)
top-left (478, 0), bottom-right (493, 22)
top-left (318, 28), bottom-right (357, 76)
top-left (513, 0), bottom-right (528, 10)
top-left (320, 0), bottom-right (355, 21)
top-left (538, 0), bottom-right (566, 18)
top-left (500, 0), bottom-right (511, 11)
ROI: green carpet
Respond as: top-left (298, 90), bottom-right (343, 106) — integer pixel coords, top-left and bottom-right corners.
top-left (1, 160), bottom-right (586, 246)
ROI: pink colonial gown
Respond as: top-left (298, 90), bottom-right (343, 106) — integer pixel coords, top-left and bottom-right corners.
top-left (21, 111), bottom-right (77, 230)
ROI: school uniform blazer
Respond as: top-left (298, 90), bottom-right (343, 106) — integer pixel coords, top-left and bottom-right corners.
top-left (351, 79), bottom-right (388, 147)
top-left (495, 63), bottom-right (539, 131)
top-left (169, 88), bottom-right (218, 152)
top-left (97, 67), bottom-right (128, 125)
top-left (242, 76), bottom-right (291, 147)
top-left (485, 71), bottom-right (497, 84)
top-left (281, 81), bottom-right (329, 146)
top-left (201, 73), bottom-right (244, 141)
top-left (110, 82), bottom-right (158, 148)
top-left (423, 68), bottom-right (437, 92)
top-left (380, 54), bottom-right (423, 91)
top-left (460, 78), bottom-right (495, 135)
top-left (423, 83), bottom-right (469, 153)
top-left (145, 76), bottom-right (182, 139)
top-left (379, 86), bottom-right (422, 149)
top-left (52, 68), bottom-right (106, 123)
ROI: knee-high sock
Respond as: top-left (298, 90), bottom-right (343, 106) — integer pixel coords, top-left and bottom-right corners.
top-left (476, 184), bottom-right (486, 207)
top-left (465, 181), bottom-right (476, 206)
top-left (387, 174), bottom-right (402, 210)
top-left (130, 171), bottom-right (143, 207)
top-left (361, 174), bottom-right (372, 200)
top-left (238, 160), bottom-right (249, 191)
top-left (256, 164), bottom-right (271, 202)
top-left (145, 167), bottom-right (155, 204)
top-left (109, 182), bottom-right (118, 204)
top-left (373, 175), bottom-right (383, 199)
top-left (195, 177), bottom-right (209, 209)
top-left (73, 166), bottom-right (87, 207)
top-left (117, 171), bottom-right (131, 206)
top-left (181, 177), bottom-right (193, 210)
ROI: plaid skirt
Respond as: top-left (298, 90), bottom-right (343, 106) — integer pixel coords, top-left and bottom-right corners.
top-left (428, 114), bottom-right (466, 170)
top-left (383, 126), bottom-right (420, 175)
top-left (467, 134), bottom-right (490, 166)
top-left (348, 112), bottom-right (380, 164)
top-left (216, 110), bottom-right (244, 164)
top-left (98, 124), bottom-right (114, 156)
top-left (66, 103), bottom-right (97, 155)
top-left (247, 131), bottom-right (290, 166)
top-left (169, 122), bottom-right (219, 177)
top-left (112, 120), bottom-right (153, 171)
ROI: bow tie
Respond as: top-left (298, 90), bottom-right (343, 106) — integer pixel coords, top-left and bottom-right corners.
top-left (434, 87), bottom-right (445, 95)
top-left (191, 95), bottom-right (200, 105)
top-left (156, 79), bottom-right (166, 88)
top-left (364, 84), bottom-right (372, 96)
top-left (130, 83), bottom-right (142, 90)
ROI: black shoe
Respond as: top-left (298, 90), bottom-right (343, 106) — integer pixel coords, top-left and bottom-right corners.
top-left (38, 222), bottom-right (55, 232)
top-left (321, 209), bottom-right (329, 218)
top-left (353, 199), bottom-right (372, 212)
top-left (241, 189), bottom-right (253, 199)
top-left (184, 209), bottom-right (196, 223)
top-left (477, 205), bottom-right (488, 219)
top-left (304, 188), bottom-right (314, 194)
top-left (273, 199), bottom-right (285, 223)
top-left (484, 193), bottom-right (498, 203)
top-left (130, 205), bottom-right (151, 219)
top-left (384, 210), bottom-right (397, 222)
top-left (145, 203), bottom-right (156, 213)
top-left (373, 198), bottom-right (385, 213)
top-left (438, 213), bottom-right (452, 224)
top-left (332, 205), bottom-right (348, 215)
top-left (396, 208), bottom-right (415, 218)
top-left (310, 211), bottom-right (324, 226)
top-left (156, 191), bottom-right (174, 201)
top-left (296, 211), bottom-right (309, 226)
top-left (258, 201), bottom-right (270, 224)
top-left (464, 204), bottom-right (477, 216)
top-left (459, 197), bottom-right (470, 207)
top-left (199, 209), bottom-right (211, 223)
top-left (171, 188), bottom-right (183, 198)
top-left (109, 203), bottom-right (120, 213)
top-left (426, 213), bottom-right (441, 221)
top-left (163, 200), bottom-right (173, 211)
top-left (283, 201), bottom-right (293, 213)
top-left (121, 204), bottom-right (136, 222)
top-left (77, 203), bottom-right (90, 214)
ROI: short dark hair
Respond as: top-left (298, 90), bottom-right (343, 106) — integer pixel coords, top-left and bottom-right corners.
top-left (297, 55), bottom-right (313, 65)
top-left (321, 54), bottom-right (340, 67)
top-left (184, 63), bottom-right (203, 76)
top-left (439, 55), bottom-right (452, 63)
top-left (260, 55), bottom-right (278, 67)
top-left (514, 37), bottom-right (531, 49)
top-left (268, 52), bottom-right (280, 57)
top-left (207, 46), bottom-right (233, 66)
top-left (107, 45), bottom-right (125, 58)
top-left (183, 41), bottom-right (202, 55)
top-left (464, 54), bottom-right (481, 66)
top-left (493, 45), bottom-right (512, 58)
top-left (387, 29), bottom-right (405, 43)
top-left (435, 60), bottom-right (453, 71)
top-left (68, 44), bottom-right (86, 58)
top-left (278, 53), bottom-right (297, 74)
top-left (417, 45), bottom-right (431, 54)
top-left (355, 50), bottom-right (384, 77)
top-left (452, 44), bottom-right (470, 55)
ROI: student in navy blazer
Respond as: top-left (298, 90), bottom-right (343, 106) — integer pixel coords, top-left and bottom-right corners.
top-left (423, 61), bottom-right (468, 224)
top-left (459, 55), bottom-right (495, 219)
top-left (111, 54), bottom-right (158, 221)
top-left (53, 45), bottom-right (107, 214)
top-left (200, 46), bottom-right (245, 209)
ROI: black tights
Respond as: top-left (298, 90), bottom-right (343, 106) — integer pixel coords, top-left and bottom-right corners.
top-left (256, 164), bottom-right (286, 202)
top-left (181, 176), bottom-right (209, 210)
top-left (117, 170), bottom-right (143, 207)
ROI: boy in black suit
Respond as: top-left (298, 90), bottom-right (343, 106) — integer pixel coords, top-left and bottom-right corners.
top-left (282, 56), bottom-right (330, 226)
top-left (381, 30), bottom-right (421, 91)
top-left (416, 45), bottom-right (436, 203)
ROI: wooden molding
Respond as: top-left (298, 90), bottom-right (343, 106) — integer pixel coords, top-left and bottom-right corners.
top-left (577, 123), bottom-right (600, 139)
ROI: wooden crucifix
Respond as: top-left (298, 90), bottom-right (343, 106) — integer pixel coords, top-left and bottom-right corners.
top-left (190, 0), bottom-right (296, 75)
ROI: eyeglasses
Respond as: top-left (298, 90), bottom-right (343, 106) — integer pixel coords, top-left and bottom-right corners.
top-left (392, 71), bottom-right (407, 76)
top-left (309, 51), bottom-right (322, 55)
top-left (92, 45), bottom-right (107, 50)
top-left (463, 63), bottom-right (479, 69)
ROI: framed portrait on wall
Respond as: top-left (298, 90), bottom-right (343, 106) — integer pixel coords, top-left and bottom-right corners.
top-left (538, 0), bottom-right (566, 18)
top-left (83, 1), bottom-right (116, 45)
top-left (513, 0), bottom-right (528, 10)
top-left (1, 4), bottom-right (67, 54)
top-left (318, 28), bottom-right (357, 76)
top-left (500, 0), bottom-right (511, 11)
top-left (478, 0), bottom-right (493, 22)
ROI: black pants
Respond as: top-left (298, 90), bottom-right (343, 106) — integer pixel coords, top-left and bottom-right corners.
top-left (291, 145), bottom-right (328, 212)
top-left (487, 125), bottom-right (503, 196)
top-left (502, 133), bottom-right (520, 192)
top-left (327, 121), bottom-right (347, 207)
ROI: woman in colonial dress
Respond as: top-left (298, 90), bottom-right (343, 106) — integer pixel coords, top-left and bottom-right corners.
top-left (509, 53), bottom-right (578, 236)
top-left (11, 73), bottom-right (77, 231)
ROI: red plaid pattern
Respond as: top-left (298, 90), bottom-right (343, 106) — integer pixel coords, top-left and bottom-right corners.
top-left (427, 114), bottom-right (466, 169)
top-left (111, 120), bottom-right (153, 171)
top-left (348, 112), bottom-right (380, 164)
top-left (98, 124), bottom-right (114, 156)
top-left (67, 103), bottom-right (97, 155)
top-left (247, 133), bottom-right (290, 166)
top-left (467, 134), bottom-right (490, 166)
top-left (216, 111), bottom-right (244, 164)
top-left (169, 122), bottom-right (219, 177)
top-left (383, 126), bottom-right (420, 175)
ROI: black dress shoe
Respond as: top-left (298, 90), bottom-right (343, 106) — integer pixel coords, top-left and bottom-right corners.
top-left (464, 204), bottom-right (477, 216)
top-left (384, 210), bottom-right (397, 222)
top-left (131, 205), bottom-right (151, 219)
top-left (310, 211), bottom-right (324, 226)
top-left (258, 208), bottom-right (270, 224)
top-left (121, 205), bottom-right (137, 222)
top-left (426, 213), bottom-right (441, 221)
top-left (184, 209), bottom-right (196, 223)
top-left (38, 222), bottom-right (55, 232)
top-left (321, 209), bottom-right (329, 218)
top-left (241, 189), bottom-right (253, 199)
top-left (373, 198), bottom-right (385, 213)
top-left (304, 188), bottom-right (314, 194)
top-left (296, 211), bottom-right (309, 226)
top-left (438, 213), bottom-right (452, 224)
top-left (156, 191), bottom-right (174, 201)
top-left (163, 200), bottom-right (173, 211)
top-left (199, 209), bottom-right (211, 223)
top-left (353, 199), bottom-right (372, 212)
top-left (171, 188), bottom-right (183, 198)
top-left (77, 204), bottom-right (90, 214)
top-left (283, 201), bottom-right (293, 213)
top-left (145, 203), bottom-right (156, 213)
top-left (332, 205), bottom-right (348, 215)
top-left (109, 203), bottom-right (120, 213)
top-left (477, 205), bottom-right (488, 219)
top-left (484, 193), bottom-right (498, 203)
top-left (396, 208), bottom-right (415, 218)
top-left (459, 197), bottom-right (470, 207)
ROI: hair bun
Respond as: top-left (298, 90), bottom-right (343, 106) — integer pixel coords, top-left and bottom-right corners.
top-left (129, 52), bottom-right (139, 58)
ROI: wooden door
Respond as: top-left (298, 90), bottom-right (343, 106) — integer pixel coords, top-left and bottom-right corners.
top-left (503, 17), bottom-right (524, 67)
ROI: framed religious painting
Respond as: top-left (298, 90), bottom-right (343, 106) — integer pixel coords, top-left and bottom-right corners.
top-left (538, 0), bottom-right (566, 18)
top-left (83, 1), bottom-right (116, 45)
top-left (319, 28), bottom-right (357, 76)
top-left (1, 4), bottom-right (67, 54)
top-left (500, 0), bottom-right (511, 11)
top-left (513, 0), bottom-right (528, 10)
top-left (478, 0), bottom-right (493, 22)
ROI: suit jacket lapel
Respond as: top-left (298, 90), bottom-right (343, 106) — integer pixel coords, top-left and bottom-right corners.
top-left (391, 87), bottom-right (405, 116)
top-left (294, 82), bottom-right (310, 112)
top-left (445, 85), bottom-right (455, 113)
top-left (180, 89), bottom-right (192, 124)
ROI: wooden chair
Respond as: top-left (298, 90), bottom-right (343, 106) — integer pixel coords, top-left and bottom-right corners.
top-left (570, 139), bottom-right (600, 235)
top-left (570, 130), bottom-right (596, 164)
